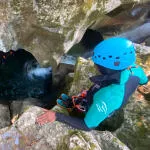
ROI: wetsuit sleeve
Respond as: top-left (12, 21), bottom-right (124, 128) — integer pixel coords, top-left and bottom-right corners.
top-left (84, 85), bottom-right (123, 128)
top-left (55, 112), bottom-right (91, 131)
top-left (138, 67), bottom-right (148, 85)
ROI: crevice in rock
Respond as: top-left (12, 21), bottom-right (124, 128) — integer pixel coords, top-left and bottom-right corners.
top-left (107, 3), bottom-right (135, 17)
top-left (66, 29), bottom-right (103, 59)
top-left (0, 49), bottom-right (52, 100)
top-left (0, 49), bottom-right (54, 127)
top-left (8, 101), bottom-right (12, 124)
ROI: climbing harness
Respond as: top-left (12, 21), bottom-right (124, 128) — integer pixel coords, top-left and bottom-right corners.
top-left (57, 90), bottom-right (88, 113)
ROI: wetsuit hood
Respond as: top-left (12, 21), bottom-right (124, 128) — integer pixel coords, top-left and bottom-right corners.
top-left (90, 64), bottom-right (121, 86)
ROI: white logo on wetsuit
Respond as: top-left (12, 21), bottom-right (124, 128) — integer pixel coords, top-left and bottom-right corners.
top-left (92, 84), bottom-right (100, 91)
top-left (96, 102), bottom-right (107, 114)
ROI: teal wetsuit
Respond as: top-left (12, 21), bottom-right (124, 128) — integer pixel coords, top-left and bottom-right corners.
top-left (84, 65), bottom-right (148, 128)
top-left (56, 65), bottom-right (148, 131)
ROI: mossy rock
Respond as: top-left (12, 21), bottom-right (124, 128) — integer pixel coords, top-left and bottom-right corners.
top-left (69, 57), bottom-right (99, 96)
top-left (57, 130), bottom-right (97, 150)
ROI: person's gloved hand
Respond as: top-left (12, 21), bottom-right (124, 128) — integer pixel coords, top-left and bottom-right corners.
top-left (36, 109), bottom-right (56, 125)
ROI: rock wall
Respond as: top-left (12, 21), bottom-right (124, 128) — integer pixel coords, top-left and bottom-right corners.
top-left (0, 0), bottom-right (140, 70)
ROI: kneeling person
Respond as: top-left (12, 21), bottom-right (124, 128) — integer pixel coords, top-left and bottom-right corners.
top-left (36, 37), bottom-right (148, 131)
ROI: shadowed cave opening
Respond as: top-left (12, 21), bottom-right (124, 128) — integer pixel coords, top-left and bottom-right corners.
top-left (0, 29), bottom-right (125, 131)
top-left (0, 49), bottom-right (52, 101)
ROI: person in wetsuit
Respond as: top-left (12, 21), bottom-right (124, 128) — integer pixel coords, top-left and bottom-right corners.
top-left (36, 37), bottom-right (148, 131)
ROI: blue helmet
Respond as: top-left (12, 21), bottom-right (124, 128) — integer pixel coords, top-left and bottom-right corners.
top-left (92, 37), bottom-right (136, 70)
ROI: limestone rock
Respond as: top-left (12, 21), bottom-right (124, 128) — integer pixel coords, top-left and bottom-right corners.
top-left (0, 106), bottom-right (130, 150)
top-left (68, 57), bottom-right (98, 95)
top-left (135, 43), bottom-right (150, 55)
top-left (115, 92), bottom-right (150, 150)
top-left (135, 43), bottom-right (150, 73)
top-left (92, 3), bottom-right (150, 44)
top-left (0, 0), bottom-right (139, 69)
top-left (145, 37), bottom-right (150, 46)
top-left (10, 98), bottom-right (44, 118)
top-left (0, 103), bottom-right (11, 129)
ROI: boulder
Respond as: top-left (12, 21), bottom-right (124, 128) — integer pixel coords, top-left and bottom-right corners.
top-left (135, 43), bottom-right (150, 74)
top-left (0, 0), bottom-right (140, 69)
top-left (10, 97), bottom-right (44, 118)
top-left (92, 3), bottom-right (150, 44)
top-left (0, 97), bottom-right (44, 130)
top-left (68, 57), bottom-right (98, 95)
top-left (134, 43), bottom-right (150, 55)
top-left (115, 91), bottom-right (150, 150)
top-left (0, 106), bottom-right (130, 150)
top-left (0, 103), bottom-right (11, 129)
